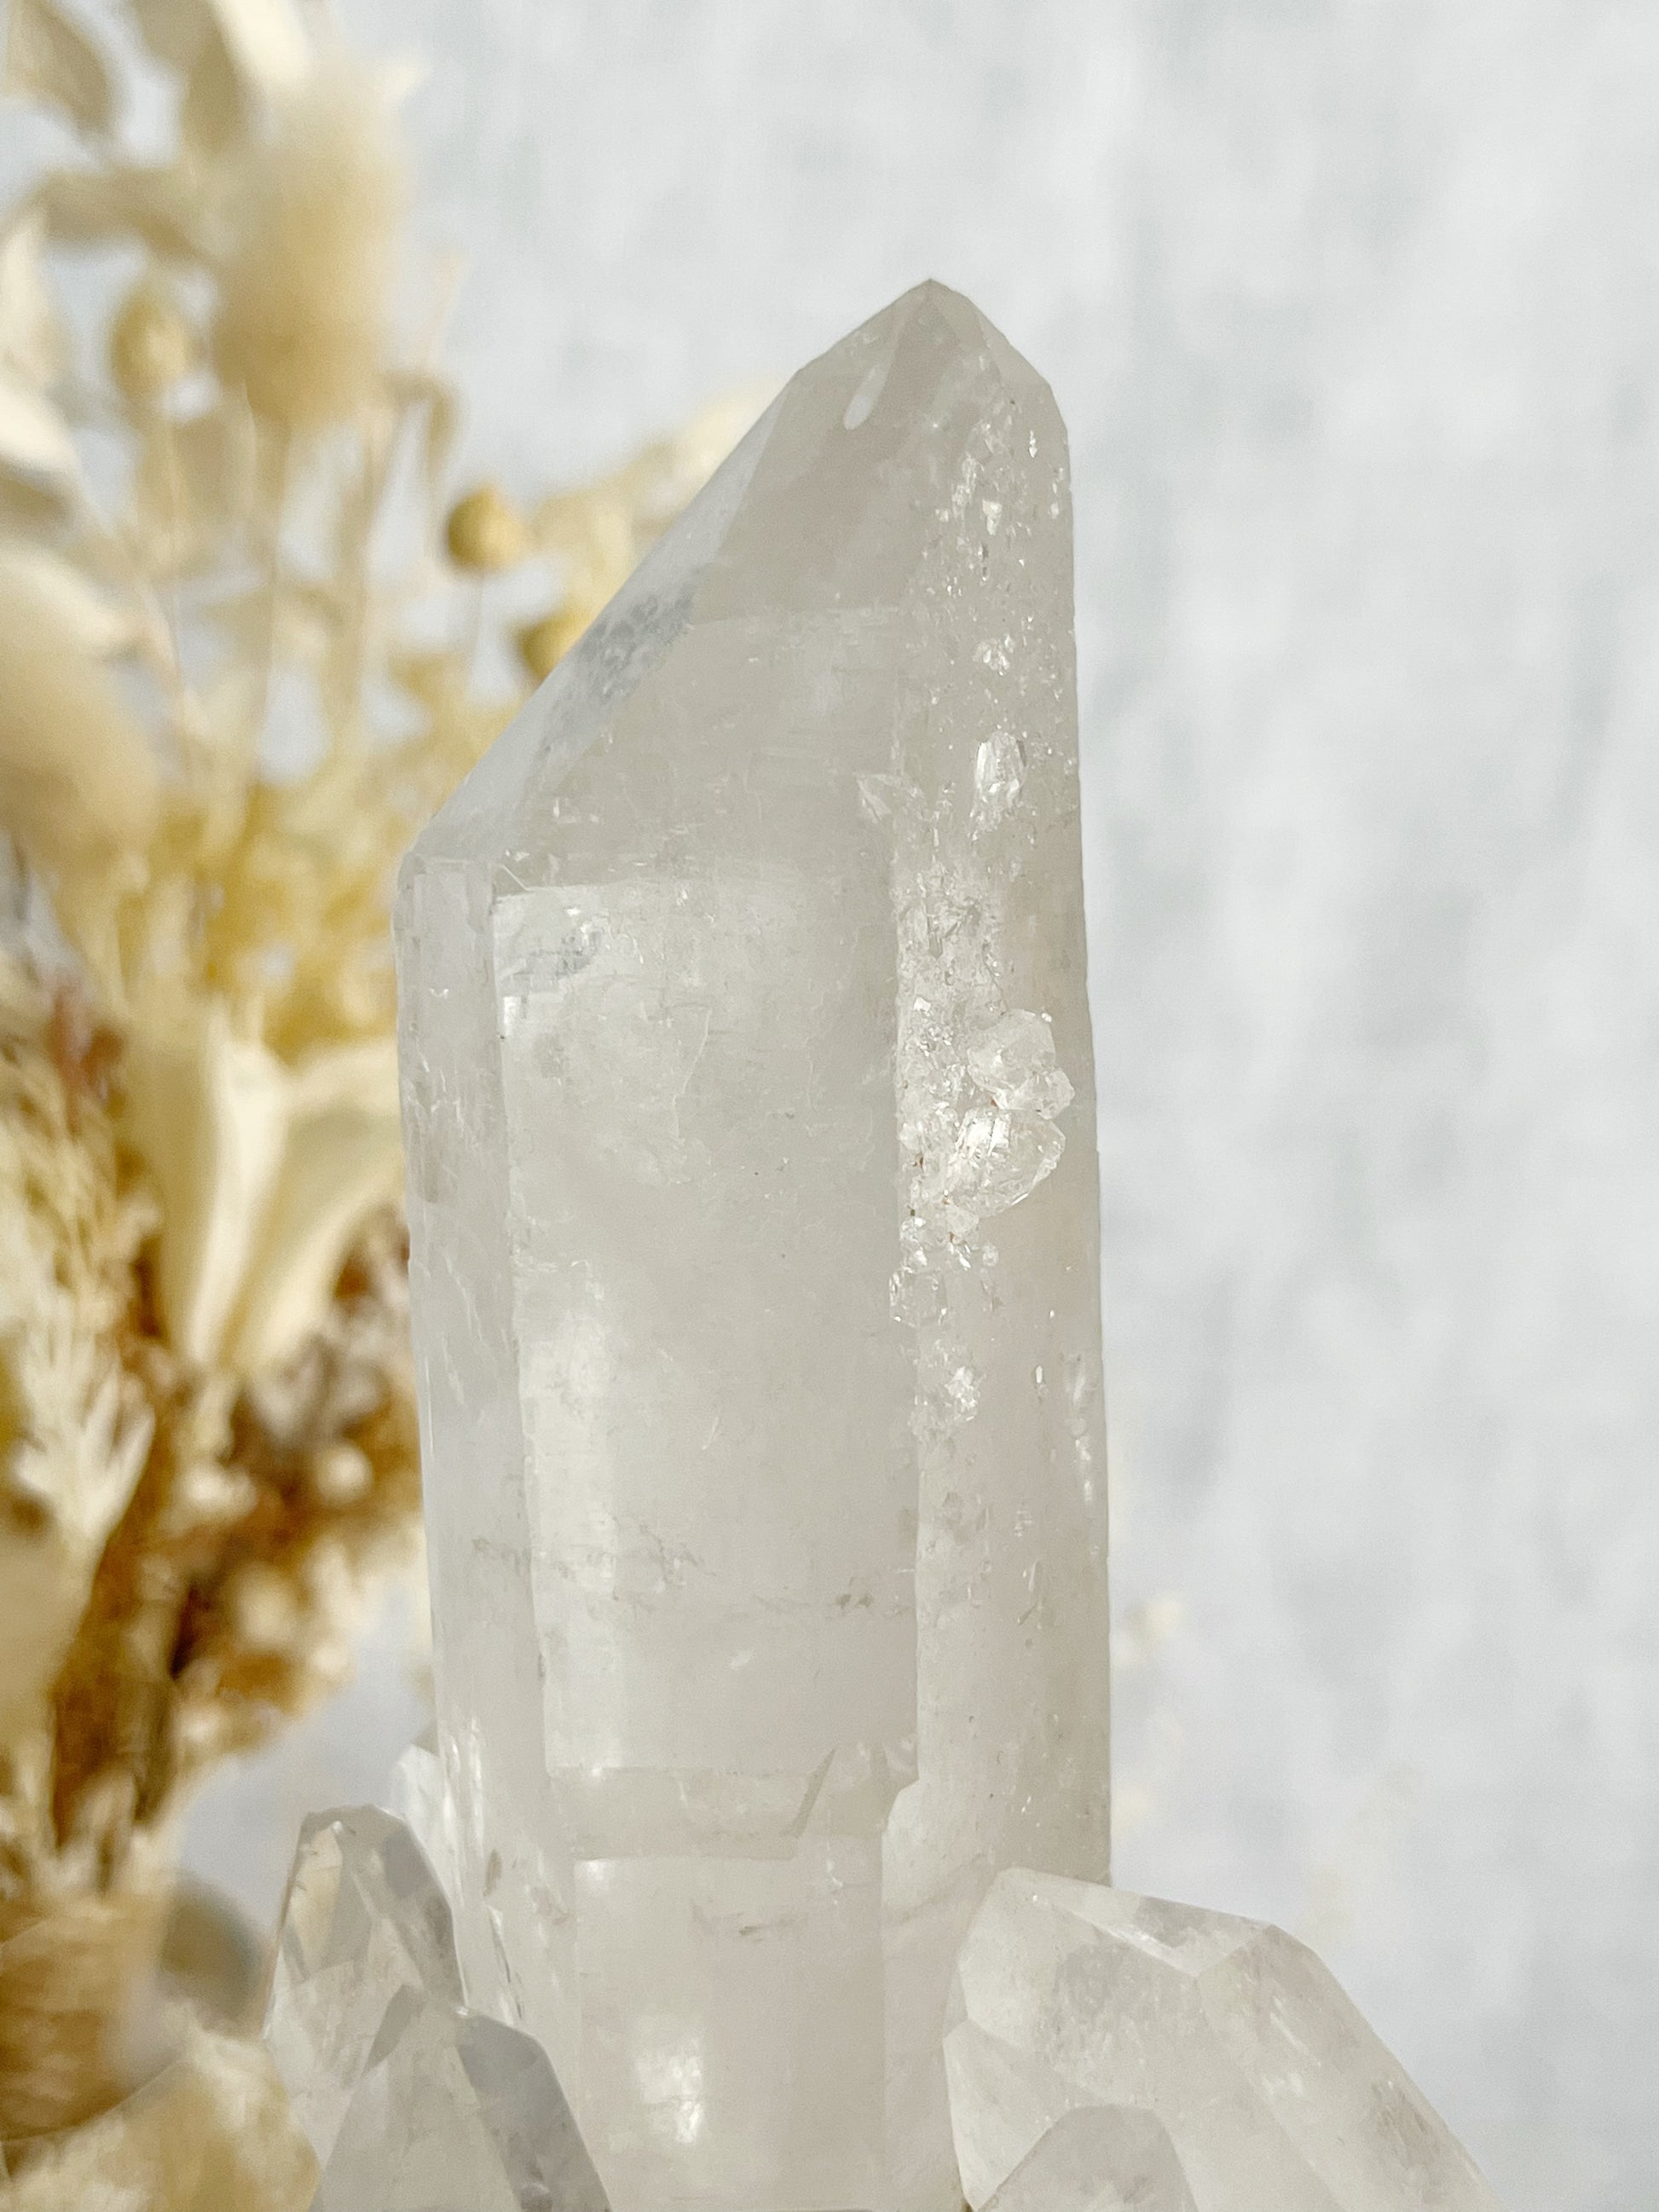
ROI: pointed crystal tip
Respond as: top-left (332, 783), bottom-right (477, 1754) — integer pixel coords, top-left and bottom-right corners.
top-left (265, 1805), bottom-right (610, 2212)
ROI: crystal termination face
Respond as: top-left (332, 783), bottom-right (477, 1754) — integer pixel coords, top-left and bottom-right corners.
top-left (264, 1805), bottom-right (609, 2212)
top-left (984, 2106), bottom-right (1198, 2212)
top-left (948, 1871), bottom-right (1506, 2212)
top-left (395, 281), bottom-right (1112, 2212)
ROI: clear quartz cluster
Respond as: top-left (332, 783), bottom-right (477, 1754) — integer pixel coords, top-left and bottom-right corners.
top-left (947, 1870), bottom-right (1506, 2212)
top-left (264, 1805), bottom-right (608, 2212)
top-left (380, 280), bottom-right (1504, 2212)
top-left (393, 280), bottom-right (1112, 2212)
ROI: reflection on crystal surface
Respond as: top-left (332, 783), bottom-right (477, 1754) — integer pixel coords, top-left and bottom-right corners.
top-left (948, 1870), bottom-right (1506, 2212)
top-left (395, 280), bottom-right (1110, 2210)
top-left (265, 1806), bottom-right (608, 2212)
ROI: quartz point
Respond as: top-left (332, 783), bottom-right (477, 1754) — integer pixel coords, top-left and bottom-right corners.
top-left (393, 280), bottom-right (1111, 2211)
top-left (982, 2106), bottom-right (1196, 2212)
top-left (947, 1870), bottom-right (1506, 2212)
top-left (264, 1805), bottom-right (608, 2212)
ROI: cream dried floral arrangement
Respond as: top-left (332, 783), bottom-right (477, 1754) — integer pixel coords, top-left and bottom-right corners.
top-left (0, 0), bottom-right (753, 2194)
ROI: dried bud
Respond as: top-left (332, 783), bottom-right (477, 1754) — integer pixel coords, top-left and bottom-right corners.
top-left (514, 604), bottom-right (588, 683)
top-left (109, 278), bottom-right (198, 401)
top-left (310, 1441), bottom-right (372, 1505)
top-left (228, 1562), bottom-right (301, 1652)
top-left (446, 482), bottom-right (528, 572)
top-left (213, 61), bottom-right (407, 432)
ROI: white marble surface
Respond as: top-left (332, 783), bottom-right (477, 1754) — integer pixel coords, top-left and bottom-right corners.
top-left (171, 4), bottom-right (1657, 2207)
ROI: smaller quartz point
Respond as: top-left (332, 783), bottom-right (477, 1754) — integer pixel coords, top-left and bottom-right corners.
top-left (265, 1805), bottom-right (461, 2167)
top-left (265, 1805), bottom-right (608, 2212)
top-left (983, 2107), bottom-right (1196, 2212)
top-left (314, 2007), bottom-right (602, 2212)
top-left (948, 1870), bottom-right (1506, 2212)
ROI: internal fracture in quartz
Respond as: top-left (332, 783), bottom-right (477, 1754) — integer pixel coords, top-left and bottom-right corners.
top-left (394, 281), bottom-right (1111, 2211)
top-left (264, 1806), bottom-right (608, 2212)
top-left (947, 1871), bottom-right (1506, 2212)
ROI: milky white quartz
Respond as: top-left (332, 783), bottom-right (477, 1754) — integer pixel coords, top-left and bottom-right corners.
top-left (394, 280), bottom-right (1111, 2211)
top-left (947, 1870), bottom-right (1506, 2212)
top-left (264, 1806), bottom-right (607, 2212)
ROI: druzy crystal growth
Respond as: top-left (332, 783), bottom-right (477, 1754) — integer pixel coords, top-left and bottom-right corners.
top-left (947, 1871), bottom-right (1505, 2212)
top-left (265, 1806), bottom-right (608, 2212)
top-left (394, 281), bottom-right (1111, 2210)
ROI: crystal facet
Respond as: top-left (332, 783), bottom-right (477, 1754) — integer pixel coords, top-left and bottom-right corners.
top-left (265, 1806), bottom-right (607, 2212)
top-left (394, 280), bottom-right (1111, 2210)
top-left (948, 1870), bottom-right (1505, 2212)
top-left (983, 2106), bottom-right (1196, 2212)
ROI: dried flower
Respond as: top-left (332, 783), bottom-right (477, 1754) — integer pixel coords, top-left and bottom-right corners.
top-left (445, 481), bottom-right (529, 571)
top-left (213, 60), bottom-right (405, 432)
top-left (0, 2), bottom-right (762, 2168)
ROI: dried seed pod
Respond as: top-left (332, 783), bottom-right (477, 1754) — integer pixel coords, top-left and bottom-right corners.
top-left (212, 61), bottom-right (406, 433)
top-left (445, 482), bottom-right (528, 572)
top-left (512, 605), bottom-right (587, 682)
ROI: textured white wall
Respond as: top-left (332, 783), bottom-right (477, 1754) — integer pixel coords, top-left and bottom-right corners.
top-left (182, 3), bottom-right (1659, 2205)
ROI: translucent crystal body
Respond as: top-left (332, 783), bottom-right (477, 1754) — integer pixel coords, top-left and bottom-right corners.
top-left (948, 1870), bottom-right (1505, 2212)
top-left (266, 1806), bottom-right (462, 2168)
top-left (265, 1806), bottom-right (607, 2212)
top-left (394, 281), bottom-right (1111, 2211)
top-left (983, 2107), bottom-right (1196, 2212)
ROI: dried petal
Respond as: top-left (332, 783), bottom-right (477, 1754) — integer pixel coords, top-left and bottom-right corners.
top-left (3, 0), bottom-right (115, 136)
top-left (32, 163), bottom-right (205, 258)
top-left (179, 22), bottom-right (247, 164)
top-left (119, 1008), bottom-right (291, 1368)
top-left (208, 0), bottom-right (309, 95)
top-left (0, 361), bottom-right (78, 489)
top-left (0, 212), bottom-right (66, 389)
top-left (0, 543), bottom-right (135, 657)
top-left (128, 0), bottom-right (309, 94)
top-left (227, 1039), bottom-right (402, 1373)
top-left (0, 552), bottom-right (158, 876)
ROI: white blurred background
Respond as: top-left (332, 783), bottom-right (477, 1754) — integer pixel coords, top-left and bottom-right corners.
top-left (174, 5), bottom-right (1659, 2206)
